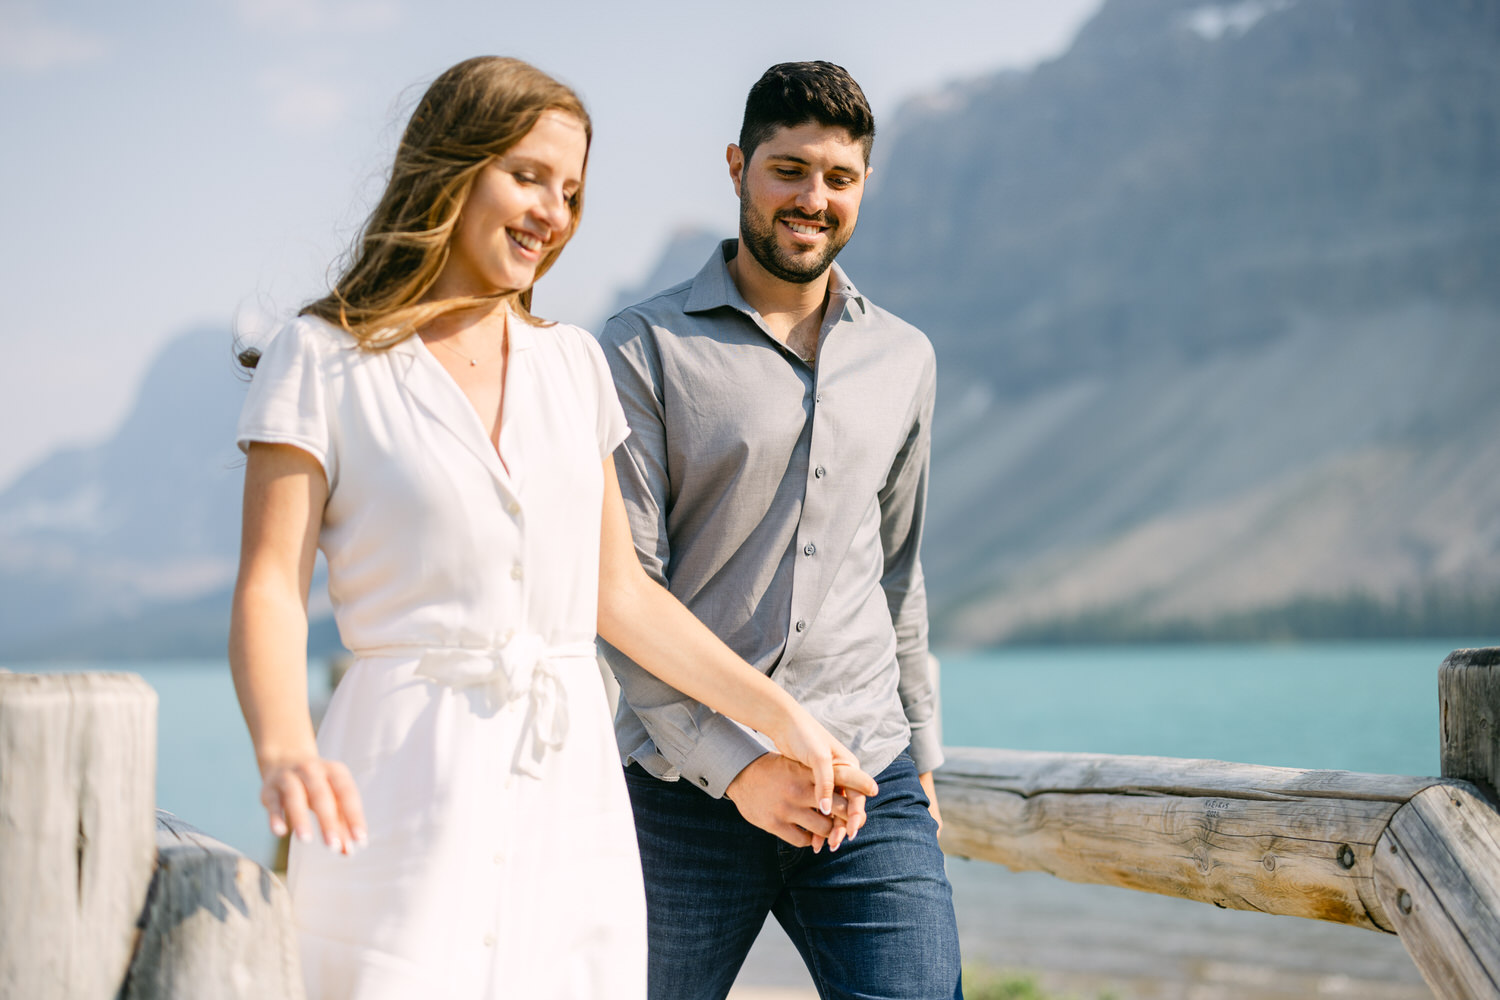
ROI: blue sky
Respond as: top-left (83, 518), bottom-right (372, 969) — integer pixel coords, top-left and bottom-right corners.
top-left (0, 0), bottom-right (1102, 487)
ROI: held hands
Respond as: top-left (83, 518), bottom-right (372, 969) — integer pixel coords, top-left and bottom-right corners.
top-left (725, 752), bottom-right (876, 851)
top-left (259, 753), bottom-right (368, 856)
top-left (762, 705), bottom-right (879, 818)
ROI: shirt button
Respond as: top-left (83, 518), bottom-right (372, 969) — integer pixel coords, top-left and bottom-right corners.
top-left (510, 564), bottom-right (524, 581)
top-left (803, 542), bottom-right (816, 556)
top-left (506, 500), bottom-right (521, 516)
top-left (492, 852), bottom-right (504, 865)
top-left (814, 466), bottom-right (826, 479)
top-left (483, 933), bottom-right (496, 948)
top-left (698, 776), bottom-right (709, 787)
top-left (815, 393), bottom-right (823, 403)
top-left (795, 619), bottom-right (807, 633)
top-left (502, 628), bottom-right (515, 643)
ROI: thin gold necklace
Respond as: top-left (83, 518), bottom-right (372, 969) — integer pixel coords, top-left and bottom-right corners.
top-left (428, 330), bottom-right (506, 367)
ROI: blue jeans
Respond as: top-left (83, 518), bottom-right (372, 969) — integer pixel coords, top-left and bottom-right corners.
top-left (624, 752), bottom-right (962, 1000)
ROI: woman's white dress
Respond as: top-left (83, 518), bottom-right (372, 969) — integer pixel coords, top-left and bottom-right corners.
top-left (236, 312), bottom-right (645, 1000)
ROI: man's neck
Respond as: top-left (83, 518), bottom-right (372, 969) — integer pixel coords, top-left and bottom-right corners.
top-left (727, 238), bottom-right (832, 350)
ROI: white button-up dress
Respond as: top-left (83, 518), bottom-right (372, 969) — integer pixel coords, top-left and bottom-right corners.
top-left (237, 312), bottom-right (645, 1000)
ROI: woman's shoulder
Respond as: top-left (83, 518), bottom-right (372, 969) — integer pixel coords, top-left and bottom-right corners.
top-left (264, 313), bottom-right (358, 356)
top-left (247, 314), bottom-right (364, 381)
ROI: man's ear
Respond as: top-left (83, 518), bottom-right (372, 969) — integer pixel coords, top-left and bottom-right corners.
top-left (727, 143), bottom-right (745, 199)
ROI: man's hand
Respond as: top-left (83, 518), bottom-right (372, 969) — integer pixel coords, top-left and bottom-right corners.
top-left (725, 754), bottom-right (868, 850)
top-left (919, 771), bottom-right (942, 835)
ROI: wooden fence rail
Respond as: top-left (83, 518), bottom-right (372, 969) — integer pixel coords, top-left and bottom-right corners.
top-left (934, 647), bottom-right (1500, 1000)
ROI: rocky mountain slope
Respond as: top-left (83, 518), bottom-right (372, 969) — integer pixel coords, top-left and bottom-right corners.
top-left (838, 0), bottom-right (1500, 642)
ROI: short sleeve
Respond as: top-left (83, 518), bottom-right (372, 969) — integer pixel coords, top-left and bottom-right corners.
top-left (579, 329), bottom-right (630, 461)
top-left (236, 318), bottom-right (338, 485)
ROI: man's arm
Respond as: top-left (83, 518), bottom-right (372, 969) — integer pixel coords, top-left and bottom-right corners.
top-left (878, 347), bottom-right (943, 827)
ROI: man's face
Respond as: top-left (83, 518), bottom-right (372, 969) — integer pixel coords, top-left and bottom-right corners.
top-left (729, 123), bottom-right (871, 285)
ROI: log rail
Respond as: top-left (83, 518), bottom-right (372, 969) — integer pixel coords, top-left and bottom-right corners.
top-left (935, 648), bottom-right (1500, 1000)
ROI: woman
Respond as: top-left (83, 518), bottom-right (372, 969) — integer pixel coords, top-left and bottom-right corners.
top-left (230, 56), bottom-right (875, 1000)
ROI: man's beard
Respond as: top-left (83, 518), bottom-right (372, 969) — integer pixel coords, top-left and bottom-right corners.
top-left (739, 198), bottom-right (852, 285)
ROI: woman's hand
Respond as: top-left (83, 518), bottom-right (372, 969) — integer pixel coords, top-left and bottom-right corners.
top-left (765, 708), bottom-right (879, 823)
top-left (259, 753), bottom-right (367, 855)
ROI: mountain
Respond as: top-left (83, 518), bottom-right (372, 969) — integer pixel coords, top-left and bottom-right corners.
top-left (834, 0), bottom-right (1500, 643)
top-left (3, 0), bottom-right (1497, 657)
top-left (0, 328), bottom-right (249, 652)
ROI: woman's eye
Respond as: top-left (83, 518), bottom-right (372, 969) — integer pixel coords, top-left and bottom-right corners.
top-left (513, 172), bottom-right (538, 185)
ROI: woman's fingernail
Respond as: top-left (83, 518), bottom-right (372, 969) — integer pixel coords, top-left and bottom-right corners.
top-left (353, 827), bottom-right (369, 847)
top-left (819, 798), bottom-right (832, 816)
top-left (270, 817), bottom-right (288, 837)
top-left (327, 837), bottom-right (343, 853)
top-left (296, 828), bottom-right (313, 844)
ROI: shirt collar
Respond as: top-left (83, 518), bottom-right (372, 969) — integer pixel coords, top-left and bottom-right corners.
top-left (684, 239), bottom-right (868, 319)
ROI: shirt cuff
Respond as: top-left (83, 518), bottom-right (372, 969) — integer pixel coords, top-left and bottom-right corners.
top-left (677, 714), bottom-right (772, 798)
top-left (908, 724), bottom-right (945, 775)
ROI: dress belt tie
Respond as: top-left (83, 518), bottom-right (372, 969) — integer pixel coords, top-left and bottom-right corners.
top-left (352, 636), bottom-right (598, 779)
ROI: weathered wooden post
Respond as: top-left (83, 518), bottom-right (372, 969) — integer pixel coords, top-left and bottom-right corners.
top-left (0, 672), bottom-right (158, 998)
top-left (1440, 647), bottom-right (1500, 805)
top-left (123, 811), bottom-right (306, 1000)
top-left (1369, 646), bottom-right (1500, 998)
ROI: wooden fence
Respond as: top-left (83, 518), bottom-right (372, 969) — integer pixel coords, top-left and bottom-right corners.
top-left (0, 671), bottom-right (304, 1000)
top-left (2, 649), bottom-right (1496, 997)
top-left (934, 647), bottom-right (1500, 999)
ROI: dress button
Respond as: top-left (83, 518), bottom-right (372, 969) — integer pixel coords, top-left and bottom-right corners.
top-left (493, 852), bottom-right (504, 865)
top-left (795, 619), bottom-right (807, 633)
top-left (803, 542), bottom-right (816, 556)
top-left (483, 933), bottom-right (496, 948)
top-left (814, 466), bottom-right (825, 479)
top-left (506, 500), bottom-right (521, 516)
top-left (698, 776), bottom-right (709, 788)
top-left (510, 564), bottom-right (524, 581)
top-left (502, 628), bottom-right (515, 643)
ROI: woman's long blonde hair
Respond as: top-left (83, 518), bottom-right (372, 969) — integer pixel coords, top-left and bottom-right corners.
top-left (302, 56), bottom-right (591, 349)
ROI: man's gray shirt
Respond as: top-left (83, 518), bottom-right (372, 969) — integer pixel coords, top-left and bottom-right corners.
top-left (598, 240), bottom-right (940, 798)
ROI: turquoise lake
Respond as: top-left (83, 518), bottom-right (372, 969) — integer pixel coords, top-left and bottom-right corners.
top-left (11, 638), bottom-right (1486, 866)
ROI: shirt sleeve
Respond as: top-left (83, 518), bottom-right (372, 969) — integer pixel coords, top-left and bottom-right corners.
top-left (577, 328), bottom-right (631, 460)
top-left (879, 344), bottom-right (943, 773)
top-left (596, 311), bottom-right (769, 798)
top-left (236, 318), bottom-right (338, 487)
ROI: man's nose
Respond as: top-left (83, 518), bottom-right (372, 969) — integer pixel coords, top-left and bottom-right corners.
top-left (794, 178), bottom-right (829, 214)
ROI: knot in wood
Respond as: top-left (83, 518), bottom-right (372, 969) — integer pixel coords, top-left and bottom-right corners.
top-left (1261, 853), bottom-right (1277, 872)
top-left (1397, 889), bottom-right (1413, 915)
top-left (1336, 844), bottom-right (1356, 869)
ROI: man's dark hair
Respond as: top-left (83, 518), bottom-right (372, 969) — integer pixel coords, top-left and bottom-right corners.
top-left (738, 61), bottom-right (875, 166)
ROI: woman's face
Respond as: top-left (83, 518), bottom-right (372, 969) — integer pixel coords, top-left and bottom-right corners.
top-left (436, 109), bottom-right (588, 300)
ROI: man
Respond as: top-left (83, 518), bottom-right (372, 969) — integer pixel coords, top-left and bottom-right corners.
top-left (599, 61), bottom-right (961, 1000)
